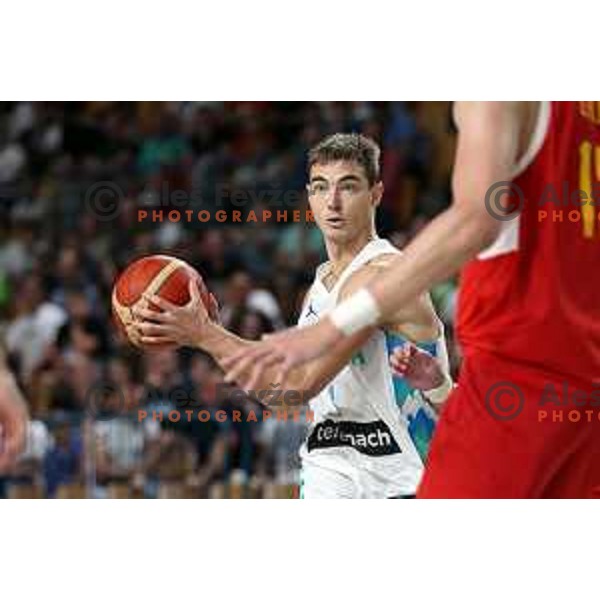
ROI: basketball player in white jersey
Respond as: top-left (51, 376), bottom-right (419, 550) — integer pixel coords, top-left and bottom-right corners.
top-left (135, 133), bottom-right (453, 498)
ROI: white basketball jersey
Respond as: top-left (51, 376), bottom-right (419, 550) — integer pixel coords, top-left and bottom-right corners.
top-left (298, 237), bottom-right (449, 498)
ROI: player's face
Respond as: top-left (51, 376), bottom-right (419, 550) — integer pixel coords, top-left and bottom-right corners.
top-left (307, 161), bottom-right (382, 244)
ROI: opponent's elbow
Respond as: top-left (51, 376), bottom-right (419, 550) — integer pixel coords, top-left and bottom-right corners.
top-left (453, 204), bottom-right (503, 256)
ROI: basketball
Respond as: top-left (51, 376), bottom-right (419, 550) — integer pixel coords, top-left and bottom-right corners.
top-left (112, 255), bottom-right (210, 347)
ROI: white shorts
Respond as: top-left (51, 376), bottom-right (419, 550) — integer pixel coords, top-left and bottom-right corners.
top-left (299, 447), bottom-right (422, 499)
top-left (300, 461), bottom-right (360, 499)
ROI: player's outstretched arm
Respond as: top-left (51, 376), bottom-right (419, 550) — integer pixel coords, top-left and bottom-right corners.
top-left (0, 348), bottom-right (29, 472)
top-left (222, 102), bottom-right (530, 379)
top-left (220, 265), bottom-right (389, 394)
top-left (133, 280), bottom-right (375, 405)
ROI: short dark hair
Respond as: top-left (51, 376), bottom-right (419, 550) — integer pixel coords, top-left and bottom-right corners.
top-left (307, 133), bottom-right (381, 186)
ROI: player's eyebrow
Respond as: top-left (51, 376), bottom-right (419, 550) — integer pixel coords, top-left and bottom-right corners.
top-left (309, 174), bottom-right (363, 185)
top-left (337, 175), bottom-right (362, 184)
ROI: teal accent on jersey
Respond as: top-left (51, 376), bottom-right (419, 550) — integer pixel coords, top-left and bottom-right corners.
top-left (406, 404), bottom-right (437, 462)
top-left (351, 351), bottom-right (367, 366)
top-left (328, 385), bottom-right (336, 407)
top-left (385, 331), bottom-right (438, 462)
top-left (385, 332), bottom-right (439, 407)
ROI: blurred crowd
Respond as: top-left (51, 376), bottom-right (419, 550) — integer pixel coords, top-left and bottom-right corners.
top-left (0, 101), bottom-right (458, 498)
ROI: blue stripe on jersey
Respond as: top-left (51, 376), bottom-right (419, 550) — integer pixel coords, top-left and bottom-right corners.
top-left (385, 331), bottom-right (438, 462)
top-left (385, 332), bottom-right (438, 407)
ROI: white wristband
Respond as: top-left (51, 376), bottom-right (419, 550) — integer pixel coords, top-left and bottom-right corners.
top-left (330, 289), bottom-right (381, 337)
top-left (425, 373), bottom-right (454, 406)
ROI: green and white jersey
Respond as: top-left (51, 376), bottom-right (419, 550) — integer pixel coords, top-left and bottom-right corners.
top-left (298, 238), bottom-right (449, 498)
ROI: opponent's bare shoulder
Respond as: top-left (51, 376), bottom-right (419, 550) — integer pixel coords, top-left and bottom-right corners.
top-left (453, 101), bottom-right (537, 128)
top-left (338, 253), bottom-right (440, 342)
top-left (453, 101), bottom-right (540, 168)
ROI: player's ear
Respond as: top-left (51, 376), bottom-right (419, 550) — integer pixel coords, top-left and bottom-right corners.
top-left (305, 184), bottom-right (314, 209)
top-left (371, 181), bottom-right (384, 207)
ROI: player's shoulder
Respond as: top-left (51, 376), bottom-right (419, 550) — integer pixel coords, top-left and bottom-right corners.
top-left (453, 101), bottom-right (537, 132)
top-left (338, 250), bottom-right (400, 299)
top-left (339, 247), bottom-right (440, 339)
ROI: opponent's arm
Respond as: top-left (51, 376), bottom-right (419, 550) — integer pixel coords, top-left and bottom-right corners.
top-left (330, 101), bottom-right (528, 333)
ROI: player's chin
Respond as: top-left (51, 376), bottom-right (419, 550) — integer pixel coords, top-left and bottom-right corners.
top-left (323, 226), bottom-right (351, 242)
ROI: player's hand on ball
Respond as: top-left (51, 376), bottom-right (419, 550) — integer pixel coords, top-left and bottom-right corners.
top-left (389, 343), bottom-right (444, 391)
top-left (133, 281), bottom-right (219, 348)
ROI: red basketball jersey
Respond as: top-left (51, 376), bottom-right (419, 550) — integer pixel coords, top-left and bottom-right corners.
top-left (457, 101), bottom-right (600, 387)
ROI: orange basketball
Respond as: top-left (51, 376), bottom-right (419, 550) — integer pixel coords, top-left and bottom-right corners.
top-left (112, 255), bottom-right (210, 348)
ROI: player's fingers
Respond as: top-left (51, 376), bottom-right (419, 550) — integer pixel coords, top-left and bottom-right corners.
top-left (407, 343), bottom-right (419, 360)
top-left (276, 354), bottom-right (295, 384)
top-left (261, 331), bottom-right (288, 344)
top-left (223, 350), bottom-right (258, 383)
top-left (135, 322), bottom-right (170, 337)
top-left (390, 354), bottom-right (407, 368)
top-left (140, 336), bottom-right (175, 345)
top-left (390, 362), bottom-right (407, 376)
top-left (390, 348), bottom-right (409, 365)
top-left (208, 293), bottom-right (220, 322)
top-left (134, 307), bottom-right (173, 323)
top-left (221, 344), bottom-right (267, 370)
top-left (224, 350), bottom-right (266, 384)
top-left (187, 280), bottom-right (200, 307)
top-left (224, 345), bottom-right (276, 383)
top-left (397, 345), bottom-right (412, 360)
top-left (242, 363), bottom-right (266, 393)
top-left (147, 294), bottom-right (178, 313)
top-left (245, 352), bottom-right (284, 392)
top-left (221, 348), bottom-right (249, 370)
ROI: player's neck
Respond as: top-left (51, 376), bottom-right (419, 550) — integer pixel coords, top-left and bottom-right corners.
top-left (325, 229), bottom-right (376, 279)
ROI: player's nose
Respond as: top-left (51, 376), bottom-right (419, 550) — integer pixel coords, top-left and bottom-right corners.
top-left (326, 187), bottom-right (343, 210)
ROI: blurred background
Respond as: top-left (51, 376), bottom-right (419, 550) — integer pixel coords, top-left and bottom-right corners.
top-left (0, 101), bottom-right (459, 499)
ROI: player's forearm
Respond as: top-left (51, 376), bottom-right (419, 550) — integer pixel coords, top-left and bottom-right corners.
top-left (198, 322), bottom-right (311, 399)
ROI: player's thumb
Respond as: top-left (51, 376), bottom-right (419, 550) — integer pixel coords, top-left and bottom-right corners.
top-left (208, 293), bottom-right (221, 323)
top-left (188, 279), bottom-right (200, 306)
